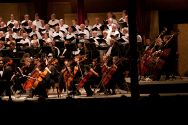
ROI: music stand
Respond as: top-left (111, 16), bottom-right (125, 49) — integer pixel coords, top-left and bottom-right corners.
top-left (69, 43), bottom-right (77, 51)
top-left (0, 49), bottom-right (11, 57)
top-left (24, 47), bottom-right (40, 57)
top-left (40, 46), bottom-right (52, 55)
top-left (55, 41), bottom-right (64, 49)
top-left (85, 42), bottom-right (99, 60)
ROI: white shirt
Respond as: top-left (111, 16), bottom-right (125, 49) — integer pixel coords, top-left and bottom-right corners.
top-left (0, 70), bottom-right (3, 77)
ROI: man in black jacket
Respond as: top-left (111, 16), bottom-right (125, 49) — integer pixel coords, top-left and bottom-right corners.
top-left (0, 57), bottom-right (14, 101)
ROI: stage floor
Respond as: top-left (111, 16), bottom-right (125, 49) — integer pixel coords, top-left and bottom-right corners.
top-left (1, 76), bottom-right (188, 102)
top-left (1, 88), bottom-right (132, 102)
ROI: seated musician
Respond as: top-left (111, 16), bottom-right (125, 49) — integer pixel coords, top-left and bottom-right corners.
top-left (59, 59), bottom-right (74, 94)
top-left (39, 57), bottom-right (60, 98)
top-left (13, 56), bottom-right (35, 94)
top-left (160, 33), bottom-right (177, 80)
top-left (31, 57), bottom-right (54, 98)
top-left (78, 58), bottom-right (101, 96)
top-left (102, 56), bottom-right (125, 95)
top-left (68, 55), bottom-right (87, 96)
top-left (147, 37), bottom-right (166, 81)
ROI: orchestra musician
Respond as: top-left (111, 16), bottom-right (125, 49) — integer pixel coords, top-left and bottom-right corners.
top-left (59, 59), bottom-right (73, 95)
top-left (31, 56), bottom-right (55, 98)
top-left (78, 58), bottom-right (101, 96)
top-left (142, 30), bottom-right (177, 81)
top-left (13, 56), bottom-right (35, 94)
top-left (69, 55), bottom-right (86, 96)
top-left (158, 32), bottom-right (178, 80)
top-left (0, 57), bottom-right (14, 100)
top-left (100, 56), bottom-right (124, 95)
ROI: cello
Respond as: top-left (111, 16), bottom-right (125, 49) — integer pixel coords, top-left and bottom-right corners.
top-left (22, 65), bottom-right (41, 91)
top-left (101, 57), bottom-right (125, 86)
top-left (32, 66), bottom-right (51, 89)
top-left (77, 59), bottom-right (99, 90)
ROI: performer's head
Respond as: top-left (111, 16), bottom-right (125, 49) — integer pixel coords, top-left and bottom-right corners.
top-left (0, 57), bottom-right (4, 69)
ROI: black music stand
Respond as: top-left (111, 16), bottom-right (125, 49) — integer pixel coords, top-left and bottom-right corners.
top-left (0, 49), bottom-right (11, 57)
top-left (24, 47), bottom-right (40, 57)
top-left (69, 43), bottom-right (77, 51)
top-left (55, 41), bottom-right (64, 50)
top-left (85, 42), bottom-right (99, 62)
top-left (41, 46), bottom-right (52, 54)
